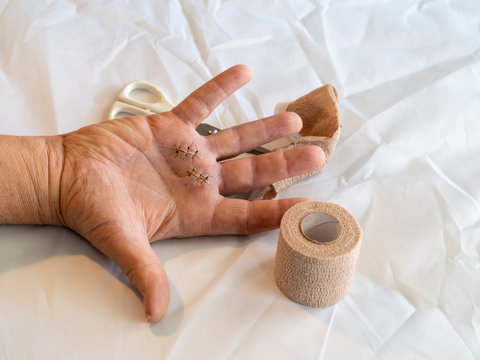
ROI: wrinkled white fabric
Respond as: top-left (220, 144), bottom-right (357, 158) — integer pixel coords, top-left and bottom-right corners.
top-left (0, 1), bottom-right (479, 359)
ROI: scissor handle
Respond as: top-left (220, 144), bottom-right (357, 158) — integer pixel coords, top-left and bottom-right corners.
top-left (108, 80), bottom-right (173, 119)
top-left (108, 101), bottom-right (154, 119)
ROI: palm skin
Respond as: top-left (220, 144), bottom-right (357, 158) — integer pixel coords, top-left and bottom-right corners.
top-left (57, 65), bottom-right (324, 322)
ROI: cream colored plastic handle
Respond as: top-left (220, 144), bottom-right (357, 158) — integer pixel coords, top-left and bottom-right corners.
top-left (108, 80), bottom-right (173, 120)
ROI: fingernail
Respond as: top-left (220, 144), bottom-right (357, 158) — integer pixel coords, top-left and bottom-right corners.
top-left (145, 312), bottom-right (151, 323)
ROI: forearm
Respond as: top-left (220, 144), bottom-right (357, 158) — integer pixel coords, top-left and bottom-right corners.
top-left (0, 135), bottom-right (63, 225)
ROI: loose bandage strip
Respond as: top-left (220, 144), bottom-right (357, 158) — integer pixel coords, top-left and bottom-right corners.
top-left (259, 84), bottom-right (340, 200)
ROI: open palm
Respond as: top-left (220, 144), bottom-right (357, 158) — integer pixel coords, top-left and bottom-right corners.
top-left (58, 65), bottom-right (324, 322)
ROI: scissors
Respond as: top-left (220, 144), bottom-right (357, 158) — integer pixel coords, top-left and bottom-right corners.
top-left (109, 80), bottom-right (270, 155)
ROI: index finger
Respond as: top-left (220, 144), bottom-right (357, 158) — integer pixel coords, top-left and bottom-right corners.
top-left (171, 65), bottom-right (252, 127)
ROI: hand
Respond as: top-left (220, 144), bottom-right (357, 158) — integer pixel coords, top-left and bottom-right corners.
top-left (58, 65), bottom-right (324, 322)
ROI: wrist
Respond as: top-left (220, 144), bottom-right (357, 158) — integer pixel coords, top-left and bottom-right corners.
top-left (0, 134), bottom-right (64, 226)
top-left (42, 135), bottom-right (65, 226)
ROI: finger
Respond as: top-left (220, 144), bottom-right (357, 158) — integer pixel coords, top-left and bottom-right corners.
top-left (211, 197), bottom-right (309, 234)
top-left (88, 224), bottom-right (170, 323)
top-left (209, 112), bottom-right (302, 161)
top-left (171, 65), bottom-right (252, 127)
top-left (219, 146), bottom-right (325, 196)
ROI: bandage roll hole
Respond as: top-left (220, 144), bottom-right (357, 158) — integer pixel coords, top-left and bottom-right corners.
top-left (300, 212), bottom-right (341, 244)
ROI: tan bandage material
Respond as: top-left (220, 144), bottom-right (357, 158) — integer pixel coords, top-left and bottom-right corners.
top-left (261, 84), bottom-right (340, 200)
top-left (274, 201), bottom-right (362, 307)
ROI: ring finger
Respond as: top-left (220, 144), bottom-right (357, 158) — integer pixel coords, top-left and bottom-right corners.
top-left (218, 145), bottom-right (325, 196)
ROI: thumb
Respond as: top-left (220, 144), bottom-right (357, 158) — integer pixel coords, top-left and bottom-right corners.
top-left (87, 224), bottom-right (170, 322)
top-left (126, 252), bottom-right (170, 323)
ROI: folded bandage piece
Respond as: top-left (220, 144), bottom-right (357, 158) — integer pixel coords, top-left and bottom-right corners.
top-left (286, 84), bottom-right (340, 164)
top-left (259, 84), bottom-right (340, 200)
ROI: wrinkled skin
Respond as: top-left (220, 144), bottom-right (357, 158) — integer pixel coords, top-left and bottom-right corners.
top-left (57, 65), bottom-right (324, 322)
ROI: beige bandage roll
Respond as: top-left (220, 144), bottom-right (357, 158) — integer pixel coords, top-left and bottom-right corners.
top-left (274, 201), bottom-right (362, 307)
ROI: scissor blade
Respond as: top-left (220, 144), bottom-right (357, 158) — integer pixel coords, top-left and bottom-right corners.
top-left (196, 123), bottom-right (220, 136)
top-left (248, 146), bottom-right (270, 155)
top-left (196, 123), bottom-right (271, 155)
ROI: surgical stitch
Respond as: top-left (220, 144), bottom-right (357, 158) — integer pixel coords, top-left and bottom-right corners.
top-left (173, 143), bottom-right (199, 159)
top-left (186, 167), bottom-right (210, 184)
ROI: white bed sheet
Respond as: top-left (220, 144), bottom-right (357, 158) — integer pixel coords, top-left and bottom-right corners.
top-left (0, 0), bottom-right (479, 359)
